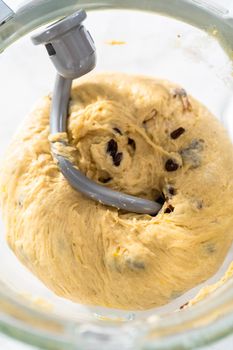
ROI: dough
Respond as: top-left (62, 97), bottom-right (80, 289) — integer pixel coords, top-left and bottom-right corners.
top-left (1, 73), bottom-right (233, 310)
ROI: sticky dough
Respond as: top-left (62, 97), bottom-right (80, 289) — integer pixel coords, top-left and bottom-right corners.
top-left (1, 73), bottom-right (233, 310)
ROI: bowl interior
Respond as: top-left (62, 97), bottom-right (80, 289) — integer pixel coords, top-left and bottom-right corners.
top-left (0, 9), bottom-right (233, 323)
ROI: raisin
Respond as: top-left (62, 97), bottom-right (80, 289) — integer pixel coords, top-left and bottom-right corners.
top-left (107, 140), bottom-right (123, 166)
top-left (99, 177), bottom-right (112, 184)
top-left (165, 159), bottom-right (179, 172)
top-left (180, 302), bottom-right (189, 310)
top-left (164, 205), bottom-right (174, 213)
top-left (107, 139), bottom-right (118, 158)
top-left (128, 138), bottom-right (136, 151)
top-left (113, 152), bottom-right (123, 166)
top-left (113, 127), bottom-right (122, 135)
top-left (196, 200), bottom-right (203, 209)
top-left (170, 127), bottom-right (185, 139)
top-left (172, 88), bottom-right (192, 111)
top-left (168, 187), bottom-right (176, 196)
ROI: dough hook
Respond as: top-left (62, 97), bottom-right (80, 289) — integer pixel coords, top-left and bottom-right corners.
top-left (32, 10), bottom-right (161, 215)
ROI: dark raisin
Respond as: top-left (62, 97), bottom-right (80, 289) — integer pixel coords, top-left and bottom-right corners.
top-left (113, 152), bottom-right (123, 166)
top-left (170, 127), bottom-right (185, 139)
top-left (128, 138), bottom-right (136, 151)
top-left (180, 302), bottom-right (189, 310)
top-left (99, 177), bottom-right (112, 184)
top-left (168, 187), bottom-right (176, 196)
top-left (164, 205), bottom-right (174, 213)
top-left (156, 195), bottom-right (165, 206)
top-left (113, 127), bottom-right (122, 135)
top-left (165, 159), bottom-right (179, 172)
top-left (107, 139), bottom-right (118, 158)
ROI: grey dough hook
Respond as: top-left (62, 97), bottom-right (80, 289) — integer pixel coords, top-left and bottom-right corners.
top-left (31, 10), bottom-right (161, 215)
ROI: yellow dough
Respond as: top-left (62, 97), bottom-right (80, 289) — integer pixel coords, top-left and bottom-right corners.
top-left (1, 73), bottom-right (233, 310)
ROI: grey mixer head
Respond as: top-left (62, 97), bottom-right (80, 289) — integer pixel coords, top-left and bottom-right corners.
top-left (31, 9), bottom-right (96, 79)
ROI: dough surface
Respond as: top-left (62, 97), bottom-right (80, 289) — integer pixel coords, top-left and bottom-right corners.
top-left (1, 73), bottom-right (233, 310)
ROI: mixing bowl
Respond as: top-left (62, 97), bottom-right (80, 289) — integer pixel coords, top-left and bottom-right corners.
top-left (1, 0), bottom-right (233, 349)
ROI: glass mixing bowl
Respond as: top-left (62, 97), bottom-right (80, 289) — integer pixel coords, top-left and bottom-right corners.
top-left (1, 0), bottom-right (233, 349)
